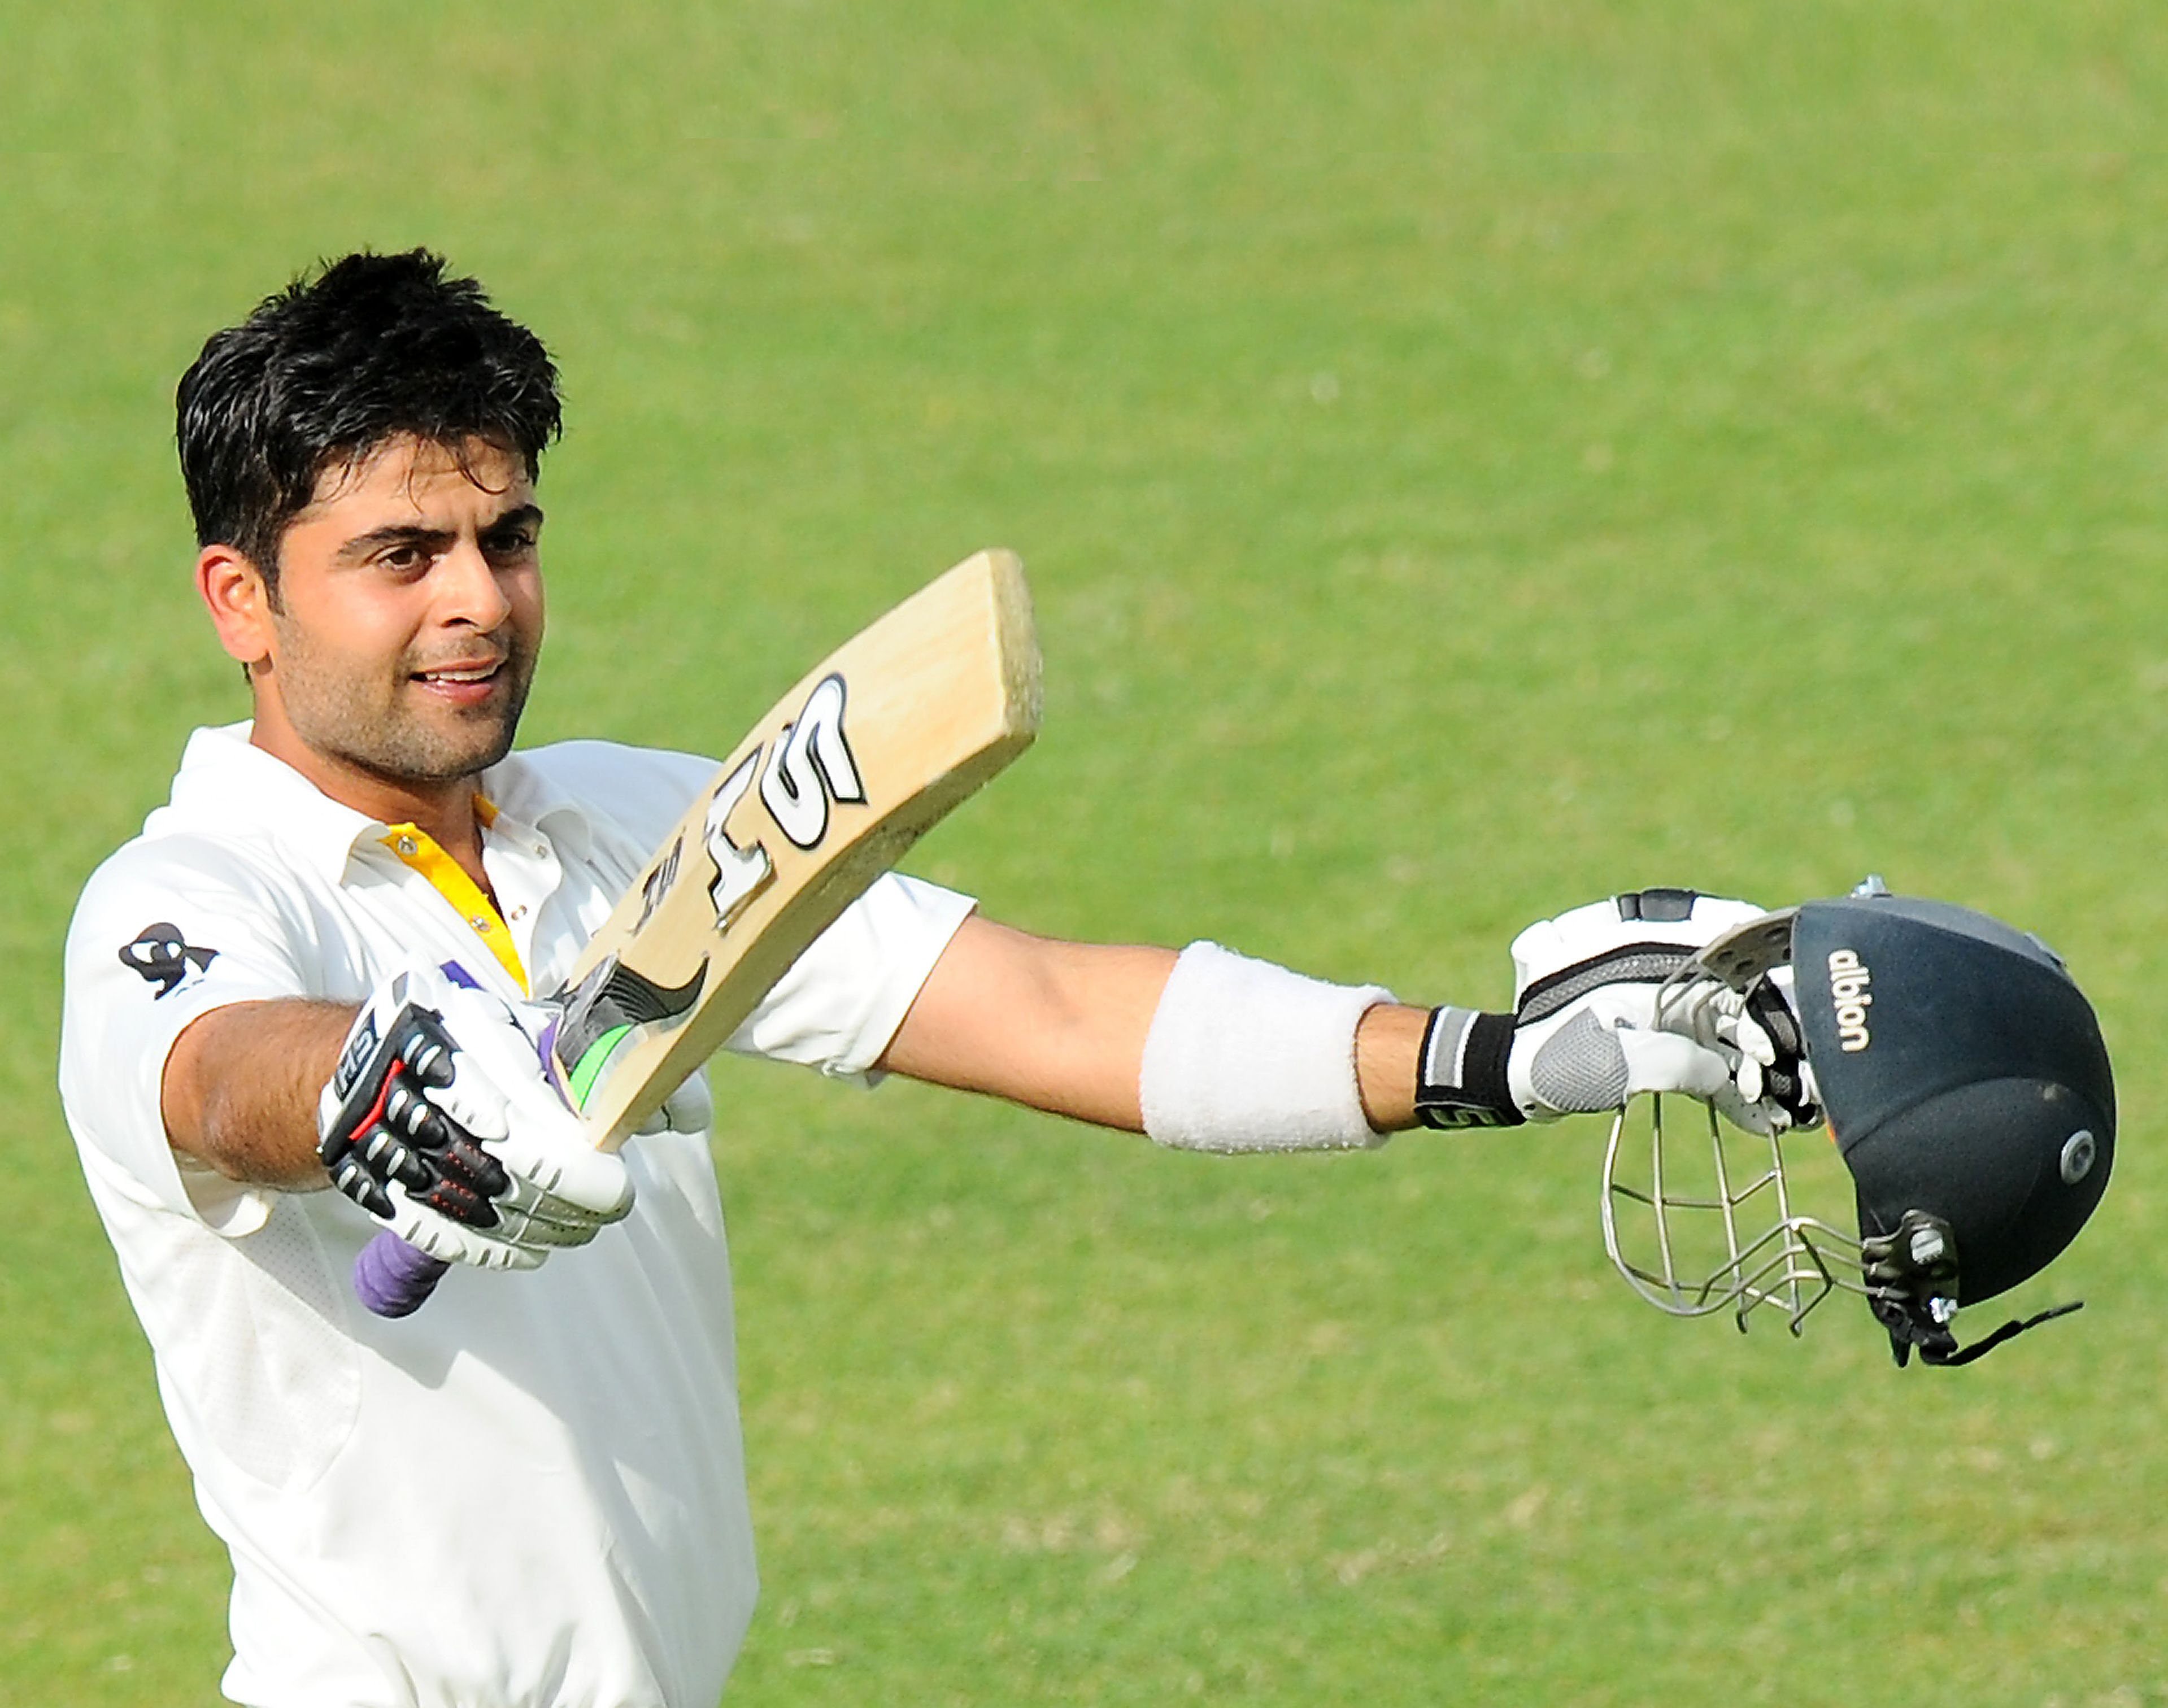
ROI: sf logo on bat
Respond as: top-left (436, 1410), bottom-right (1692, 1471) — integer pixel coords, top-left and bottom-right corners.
top-left (626, 673), bottom-right (867, 938)
top-left (697, 673), bottom-right (867, 929)
top-left (553, 676), bottom-right (867, 1109)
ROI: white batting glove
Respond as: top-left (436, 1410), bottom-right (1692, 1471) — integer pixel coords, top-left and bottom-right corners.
top-left (1508, 890), bottom-right (1766, 1118)
top-left (1507, 987), bottom-right (1735, 1118)
top-left (317, 966), bottom-right (635, 1270)
top-left (632, 1069), bottom-right (715, 1138)
top-left (1414, 889), bottom-right (1773, 1127)
top-left (1654, 966), bottom-right (1822, 1136)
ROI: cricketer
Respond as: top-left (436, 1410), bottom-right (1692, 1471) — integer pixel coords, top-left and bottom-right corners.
top-left (57, 251), bottom-right (1783, 1707)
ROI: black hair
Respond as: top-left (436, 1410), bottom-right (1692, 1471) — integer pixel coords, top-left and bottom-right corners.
top-left (176, 250), bottom-right (561, 583)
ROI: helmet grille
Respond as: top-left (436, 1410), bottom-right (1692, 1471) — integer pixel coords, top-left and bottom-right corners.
top-left (1601, 1095), bottom-right (1869, 1334)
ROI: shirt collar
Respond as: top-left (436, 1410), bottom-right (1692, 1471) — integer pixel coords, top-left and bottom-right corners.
top-left (163, 723), bottom-right (599, 883)
top-left (476, 750), bottom-right (598, 862)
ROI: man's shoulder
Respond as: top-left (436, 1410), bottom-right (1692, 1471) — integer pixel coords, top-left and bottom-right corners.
top-left (510, 739), bottom-right (715, 802)
top-left (493, 740), bottom-right (716, 852)
top-left (69, 826), bottom-right (302, 947)
top-left (81, 823), bottom-right (293, 904)
top-left (62, 826), bottom-right (320, 1030)
top-left (106, 722), bottom-right (375, 884)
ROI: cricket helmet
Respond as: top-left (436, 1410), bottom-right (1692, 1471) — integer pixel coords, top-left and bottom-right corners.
top-left (1604, 884), bottom-right (2113, 1366)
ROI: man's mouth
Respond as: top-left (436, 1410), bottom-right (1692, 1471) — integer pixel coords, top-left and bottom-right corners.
top-left (410, 657), bottom-right (508, 700)
top-left (412, 654), bottom-right (504, 680)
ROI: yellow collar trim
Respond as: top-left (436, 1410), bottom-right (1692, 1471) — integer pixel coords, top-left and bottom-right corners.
top-left (379, 813), bottom-right (529, 995)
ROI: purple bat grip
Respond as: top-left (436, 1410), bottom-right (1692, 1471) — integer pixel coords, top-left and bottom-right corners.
top-left (355, 1233), bottom-right (451, 1317)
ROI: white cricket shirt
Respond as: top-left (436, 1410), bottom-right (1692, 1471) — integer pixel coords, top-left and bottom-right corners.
top-left (58, 723), bottom-right (975, 1708)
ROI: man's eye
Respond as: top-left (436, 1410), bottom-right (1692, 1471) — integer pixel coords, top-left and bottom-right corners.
top-left (377, 545), bottom-right (430, 573)
top-left (485, 530), bottom-right (537, 557)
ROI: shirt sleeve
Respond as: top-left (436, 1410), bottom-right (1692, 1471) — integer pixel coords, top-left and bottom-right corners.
top-left (725, 873), bottom-right (976, 1085)
top-left (59, 834), bottom-right (319, 1234)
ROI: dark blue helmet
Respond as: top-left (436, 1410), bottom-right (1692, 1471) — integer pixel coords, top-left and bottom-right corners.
top-left (1787, 894), bottom-right (2112, 1363)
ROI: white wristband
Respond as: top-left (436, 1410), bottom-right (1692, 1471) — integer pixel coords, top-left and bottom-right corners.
top-left (1138, 942), bottom-right (1396, 1153)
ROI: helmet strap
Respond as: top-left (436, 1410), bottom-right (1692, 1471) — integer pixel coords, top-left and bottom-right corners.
top-left (1910, 1299), bottom-right (2085, 1367)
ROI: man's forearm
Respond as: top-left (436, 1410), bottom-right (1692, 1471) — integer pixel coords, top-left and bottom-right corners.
top-left (879, 921), bottom-right (1176, 1130)
top-left (162, 999), bottom-right (356, 1188)
top-left (881, 917), bottom-right (1434, 1138)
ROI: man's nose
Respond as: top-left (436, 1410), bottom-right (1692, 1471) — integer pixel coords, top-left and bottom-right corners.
top-left (434, 537), bottom-right (514, 629)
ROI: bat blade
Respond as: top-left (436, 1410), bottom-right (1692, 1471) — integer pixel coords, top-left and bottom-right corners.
top-left (356, 549), bottom-right (1041, 1316)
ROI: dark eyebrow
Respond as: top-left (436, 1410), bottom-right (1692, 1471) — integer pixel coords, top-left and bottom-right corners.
top-left (333, 504), bottom-right (546, 565)
top-left (335, 523), bottom-right (454, 565)
top-left (484, 503), bottom-right (546, 537)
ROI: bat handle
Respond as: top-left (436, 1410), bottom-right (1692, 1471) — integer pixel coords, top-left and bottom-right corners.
top-left (354, 1232), bottom-right (452, 1317)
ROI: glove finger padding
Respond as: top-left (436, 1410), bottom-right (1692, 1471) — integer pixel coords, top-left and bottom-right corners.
top-left (485, 1074), bottom-right (637, 1223)
top-left (319, 966), bottom-right (634, 1271)
top-left (394, 983), bottom-right (634, 1223)
top-left (406, 987), bottom-right (539, 1143)
top-left (1653, 967), bottom-right (1822, 1136)
top-left (385, 1200), bottom-right (546, 1270)
top-left (376, 1105), bottom-right (632, 1266)
top-left (406, 1132), bottom-right (511, 1222)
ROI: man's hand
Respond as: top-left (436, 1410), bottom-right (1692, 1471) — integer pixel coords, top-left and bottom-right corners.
top-left (317, 967), bottom-right (635, 1270)
top-left (1415, 889), bottom-right (1791, 1128)
top-left (1507, 991), bottom-right (1734, 1121)
top-left (1651, 963), bottom-right (1822, 1136)
top-left (1508, 889), bottom-right (1805, 1127)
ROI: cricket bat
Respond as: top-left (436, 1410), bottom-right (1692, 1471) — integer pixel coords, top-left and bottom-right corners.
top-left (355, 548), bottom-right (1042, 1316)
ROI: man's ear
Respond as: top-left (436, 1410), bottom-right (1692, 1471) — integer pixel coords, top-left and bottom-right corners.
top-left (196, 544), bottom-right (276, 668)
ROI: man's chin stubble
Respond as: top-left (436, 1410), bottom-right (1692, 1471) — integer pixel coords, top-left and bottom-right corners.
top-left (310, 689), bottom-right (529, 790)
top-left (351, 728), bottom-right (519, 787)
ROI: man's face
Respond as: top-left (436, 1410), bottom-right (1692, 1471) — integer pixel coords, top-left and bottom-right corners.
top-left (258, 435), bottom-right (545, 788)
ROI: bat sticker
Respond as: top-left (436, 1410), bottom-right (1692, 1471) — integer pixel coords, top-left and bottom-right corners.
top-left (636, 836), bottom-right (685, 934)
top-left (703, 751), bottom-right (776, 925)
top-left (759, 674), bottom-right (867, 849)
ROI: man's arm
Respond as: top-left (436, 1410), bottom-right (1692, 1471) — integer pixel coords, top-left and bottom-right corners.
top-left (160, 979), bottom-right (637, 1277)
top-left (877, 916), bottom-right (1429, 1134)
top-left (160, 901), bottom-right (1747, 1189)
top-left (160, 999), bottom-right (354, 1188)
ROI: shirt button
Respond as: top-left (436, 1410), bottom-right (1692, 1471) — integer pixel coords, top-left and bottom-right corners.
top-left (471, 917), bottom-right (493, 934)
top-left (395, 835), bottom-right (419, 856)
top-left (510, 905), bottom-right (528, 921)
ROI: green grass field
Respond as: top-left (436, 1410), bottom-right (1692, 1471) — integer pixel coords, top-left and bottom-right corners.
top-left (7, 3), bottom-right (2168, 1702)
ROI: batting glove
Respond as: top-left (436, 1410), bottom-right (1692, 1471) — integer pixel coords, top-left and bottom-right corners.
top-left (1653, 964), bottom-right (1822, 1136)
top-left (317, 966), bottom-right (635, 1270)
top-left (632, 1070), bottom-right (715, 1138)
top-left (1413, 888), bottom-right (1775, 1127)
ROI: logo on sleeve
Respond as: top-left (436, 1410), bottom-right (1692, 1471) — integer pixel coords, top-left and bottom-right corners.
top-left (119, 922), bottom-right (219, 998)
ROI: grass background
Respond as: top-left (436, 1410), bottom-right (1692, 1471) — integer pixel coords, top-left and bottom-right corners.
top-left (5, 2), bottom-right (2168, 1702)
